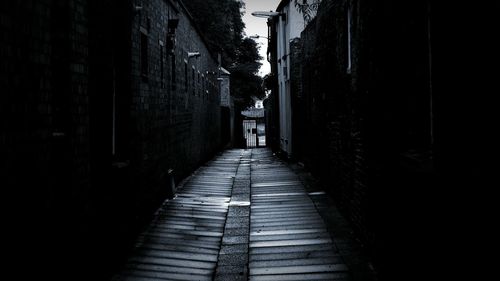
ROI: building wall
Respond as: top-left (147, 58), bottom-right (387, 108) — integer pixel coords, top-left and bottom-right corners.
top-left (220, 69), bottom-right (231, 107)
top-left (299, 0), bottom-right (436, 279)
top-left (274, 0), bottom-right (318, 158)
top-left (219, 70), bottom-right (232, 146)
top-left (265, 18), bottom-right (280, 152)
top-left (0, 0), bottom-right (91, 214)
top-left (128, 0), bottom-right (222, 206)
top-left (289, 37), bottom-right (304, 159)
top-left (1, 0), bottom-right (223, 278)
top-left (276, 2), bottom-right (299, 157)
top-left (1, 0), bottom-right (93, 278)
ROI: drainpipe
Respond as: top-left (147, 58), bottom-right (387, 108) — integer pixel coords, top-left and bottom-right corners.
top-left (427, 0), bottom-right (434, 158)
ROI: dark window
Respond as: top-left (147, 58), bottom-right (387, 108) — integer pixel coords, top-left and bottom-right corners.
top-left (202, 76), bottom-right (205, 96)
top-left (141, 32), bottom-right (148, 78)
top-left (192, 68), bottom-right (195, 95)
top-left (171, 55), bottom-right (176, 91)
top-left (160, 45), bottom-right (164, 88)
top-left (346, 6), bottom-right (352, 74)
top-left (184, 62), bottom-right (188, 92)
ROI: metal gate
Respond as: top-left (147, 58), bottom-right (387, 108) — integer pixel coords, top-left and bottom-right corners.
top-left (243, 119), bottom-right (257, 148)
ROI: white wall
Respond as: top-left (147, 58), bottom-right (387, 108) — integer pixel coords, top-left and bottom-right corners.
top-left (275, 0), bottom-right (315, 156)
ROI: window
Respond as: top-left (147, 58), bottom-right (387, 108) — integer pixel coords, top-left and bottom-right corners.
top-left (202, 75), bottom-right (206, 96)
top-left (159, 41), bottom-right (164, 88)
top-left (192, 67), bottom-right (195, 95)
top-left (171, 55), bottom-right (176, 91)
top-left (166, 19), bottom-right (178, 55)
top-left (184, 61), bottom-right (188, 92)
top-left (281, 18), bottom-right (287, 61)
top-left (346, 6), bottom-right (352, 74)
top-left (140, 31), bottom-right (149, 79)
top-left (197, 72), bottom-right (201, 96)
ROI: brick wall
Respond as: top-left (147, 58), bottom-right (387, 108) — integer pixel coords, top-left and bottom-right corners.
top-left (0, 0), bottom-right (91, 217)
top-left (1, 0), bottom-right (223, 278)
top-left (299, 0), bottom-right (436, 279)
top-left (86, 0), bottom-right (223, 276)
top-left (1, 0), bottom-right (93, 277)
top-left (128, 0), bottom-right (221, 197)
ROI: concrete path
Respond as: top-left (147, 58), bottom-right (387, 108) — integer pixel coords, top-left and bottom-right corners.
top-left (112, 148), bottom-right (365, 281)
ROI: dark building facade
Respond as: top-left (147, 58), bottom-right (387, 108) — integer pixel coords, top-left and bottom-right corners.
top-left (1, 0), bottom-right (225, 279)
top-left (303, 1), bottom-right (427, 278)
top-left (263, 17), bottom-right (280, 153)
top-left (278, 0), bottom-right (498, 280)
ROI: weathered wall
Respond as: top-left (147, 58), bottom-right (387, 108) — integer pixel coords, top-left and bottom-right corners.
top-left (1, 0), bottom-right (223, 279)
top-left (0, 0), bottom-right (91, 207)
top-left (127, 0), bottom-right (222, 214)
top-left (289, 37), bottom-right (303, 159)
top-left (299, 0), bottom-right (436, 279)
top-left (1, 0), bottom-right (93, 278)
top-left (264, 17), bottom-right (280, 153)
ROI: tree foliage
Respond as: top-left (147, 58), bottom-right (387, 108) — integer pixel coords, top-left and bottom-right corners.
top-left (230, 37), bottom-right (264, 107)
top-left (183, 0), bottom-right (265, 108)
top-left (182, 0), bottom-right (245, 67)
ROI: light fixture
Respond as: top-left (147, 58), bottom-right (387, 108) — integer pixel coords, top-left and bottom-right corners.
top-left (249, 34), bottom-right (269, 40)
top-left (251, 11), bottom-right (283, 18)
top-left (188, 52), bottom-right (201, 59)
top-left (132, 4), bottom-right (143, 15)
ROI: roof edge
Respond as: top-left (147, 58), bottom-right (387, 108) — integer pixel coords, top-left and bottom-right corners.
top-left (277, 0), bottom-right (292, 12)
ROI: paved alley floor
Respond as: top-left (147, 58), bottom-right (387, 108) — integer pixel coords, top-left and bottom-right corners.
top-left (112, 148), bottom-right (373, 281)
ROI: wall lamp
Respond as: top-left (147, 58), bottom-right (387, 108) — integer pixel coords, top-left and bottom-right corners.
top-left (251, 11), bottom-right (286, 20)
top-left (132, 4), bottom-right (143, 15)
top-left (188, 52), bottom-right (201, 59)
top-left (249, 34), bottom-right (269, 40)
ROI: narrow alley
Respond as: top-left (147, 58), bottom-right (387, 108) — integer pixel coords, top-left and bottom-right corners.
top-left (2, 0), bottom-right (494, 280)
top-left (111, 148), bottom-right (374, 281)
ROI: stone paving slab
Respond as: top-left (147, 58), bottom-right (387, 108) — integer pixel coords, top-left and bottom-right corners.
top-left (249, 149), bottom-right (351, 281)
top-left (249, 257), bottom-right (342, 268)
top-left (112, 148), bottom-right (375, 281)
top-left (249, 231), bottom-right (332, 242)
top-left (249, 272), bottom-right (351, 281)
top-left (249, 250), bottom-right (341, 262)
top-left (137, 243), bottom-right (220, 255)
top-left (124, 263), bottom-right (213, 276)
top-left (112, 150), bottom-right (243, 281)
